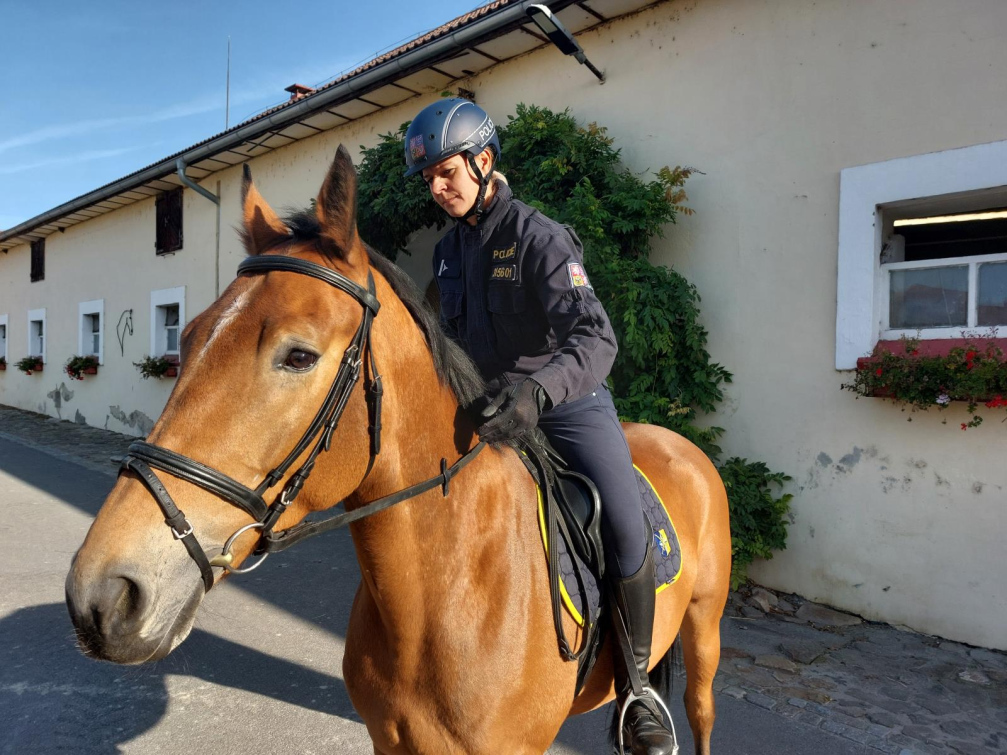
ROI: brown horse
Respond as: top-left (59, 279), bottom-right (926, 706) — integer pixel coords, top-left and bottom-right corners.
top-left (65, 147), bottom-right (731, 755)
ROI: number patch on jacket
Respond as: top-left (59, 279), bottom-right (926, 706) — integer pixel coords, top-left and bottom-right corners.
top-left (491, 264), bottom-right (517, 281)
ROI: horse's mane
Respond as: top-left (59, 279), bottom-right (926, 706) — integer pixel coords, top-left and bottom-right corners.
top-left (283, 209), bottom-right (485, 408)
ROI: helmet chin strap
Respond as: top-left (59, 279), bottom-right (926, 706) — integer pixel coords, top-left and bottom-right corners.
top-left (460, 152), bottom-right (494, 222)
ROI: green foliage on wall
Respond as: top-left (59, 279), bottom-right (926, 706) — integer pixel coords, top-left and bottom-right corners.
top-left (355, 103), bottom-right (792, 585)
top-left (719, 457), bottom-right (793, 589)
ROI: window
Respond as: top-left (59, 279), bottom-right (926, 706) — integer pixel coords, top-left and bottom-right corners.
top-left (163, 304), bottom-right (180, 353)
top-left (879, 210), bottom-right (1007, 336)
top-left (78, 299), bottom-right (104, 363)
top-left (836, 139), bottom-right (1007, 369)
top-left (0, 314), bottom-right (8, 364)
top-left (150, 287), bottom-right (185, 357)
top-left (27, 308), bottom-right (46, 362)
top-left (155, 188), bottom-right (183, 255)
top-left (30, 238), bottom-right (45, 282)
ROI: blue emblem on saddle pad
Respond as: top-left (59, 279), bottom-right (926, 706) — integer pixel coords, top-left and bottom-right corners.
top-left (654, 528), bottom-right (672, 558)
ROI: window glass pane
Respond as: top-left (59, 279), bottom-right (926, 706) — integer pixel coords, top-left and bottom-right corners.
top-left (91, 333), bottom-right (100, 354)
top-left (166, 327), bottom-right (178, 352)
top-left (978, 262), bottom-right (1007, 325)
top-left (164, 305), bottom-right (179, 327)
top-left (90, 314), bottom-right (100, 334)
top-left (889, 266), bottom-right (968, 328)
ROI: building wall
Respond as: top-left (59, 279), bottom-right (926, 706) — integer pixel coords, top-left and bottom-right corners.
top-left (2, 0), bottom-right (1005, 648)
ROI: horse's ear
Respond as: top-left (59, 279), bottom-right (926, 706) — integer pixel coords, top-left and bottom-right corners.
top-left (315, 145), bottom-right (362, 265)
top-left (241, 164), bottom-right (289, 255)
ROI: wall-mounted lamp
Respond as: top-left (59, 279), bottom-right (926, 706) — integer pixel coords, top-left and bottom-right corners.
top-left (526, 4), bottom-right (604, 83)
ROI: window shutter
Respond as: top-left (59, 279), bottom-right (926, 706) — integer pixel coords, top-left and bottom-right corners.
top-left (30, 239), bottom-right (45, 282)
top-left (155, 188), bottom-right (183, 254)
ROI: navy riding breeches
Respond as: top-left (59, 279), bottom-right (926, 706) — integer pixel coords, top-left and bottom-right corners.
top-left (537, 383), bottom-right (648, 578)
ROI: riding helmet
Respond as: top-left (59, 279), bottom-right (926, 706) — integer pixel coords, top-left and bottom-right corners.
top-left (403, 98), bottom-right (500, 177)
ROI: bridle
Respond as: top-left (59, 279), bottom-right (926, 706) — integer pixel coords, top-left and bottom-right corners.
top-left (119, 254), bottom-right (484, 592)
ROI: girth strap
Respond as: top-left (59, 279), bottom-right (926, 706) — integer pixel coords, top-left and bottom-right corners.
top-left (121, 455), bottom-right (215, 593)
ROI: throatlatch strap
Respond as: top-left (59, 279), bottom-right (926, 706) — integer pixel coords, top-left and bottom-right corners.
top-left (121, 456), bottom-right (215, 593)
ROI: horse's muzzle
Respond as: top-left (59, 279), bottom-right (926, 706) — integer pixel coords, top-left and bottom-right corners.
top-left (64, 562), bottom-right (193, 664)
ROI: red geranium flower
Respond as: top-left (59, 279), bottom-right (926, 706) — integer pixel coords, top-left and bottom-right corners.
top-left (875, 368), bottom-right (883, 377)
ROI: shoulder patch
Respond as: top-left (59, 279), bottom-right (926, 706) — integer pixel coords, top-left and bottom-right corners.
top-left (567, 262), bottom-right (592, 289)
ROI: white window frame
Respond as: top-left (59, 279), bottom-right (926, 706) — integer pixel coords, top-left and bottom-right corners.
top-left (0, 314), bottom-right (8, 365)
top-left (78, 299), bottom-right (105, 364)
top-left (836, 138), bottom-right (1007, 369)
top-left (150, 286), bottom-right (185, 358)
top-left (879, 252), bottom-right (1007, 340)
top-left (27, 307), bottom-right (46, 363)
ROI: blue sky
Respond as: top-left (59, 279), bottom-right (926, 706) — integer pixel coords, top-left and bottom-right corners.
top-left (0, 0), bottom-right (481, 230)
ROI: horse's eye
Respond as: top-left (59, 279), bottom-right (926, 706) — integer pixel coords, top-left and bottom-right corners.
top-left (284, 350), bottom-right (318, 371)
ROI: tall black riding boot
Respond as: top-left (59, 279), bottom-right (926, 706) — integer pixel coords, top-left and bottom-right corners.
top-left (610, 542), bottom-right (676, 755)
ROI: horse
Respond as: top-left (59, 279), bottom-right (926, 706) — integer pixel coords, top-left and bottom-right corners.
top-left (65, 146), bottom-right (731, 755)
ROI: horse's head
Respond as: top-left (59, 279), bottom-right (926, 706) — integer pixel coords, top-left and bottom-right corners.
top-left (66, 147), bottom-right (379, 663)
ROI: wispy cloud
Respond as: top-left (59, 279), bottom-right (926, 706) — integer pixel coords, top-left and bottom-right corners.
top-left (0, 146), bottom-right (147, 176)
top-left (0, 100), bottom-right (222, 156)
top-left (0, 58), bottom-right (359, 158)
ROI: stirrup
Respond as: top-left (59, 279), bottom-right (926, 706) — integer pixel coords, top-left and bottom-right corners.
top-left (615, 687), bottom-right (679, 755)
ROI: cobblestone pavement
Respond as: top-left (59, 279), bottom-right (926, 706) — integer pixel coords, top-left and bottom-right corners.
top-left (718, 588), bottom-right (1006, 754)
top-left (0, 404), bottom-right (132, 477)
top-left (2, 403), bottom-right (1005, 754)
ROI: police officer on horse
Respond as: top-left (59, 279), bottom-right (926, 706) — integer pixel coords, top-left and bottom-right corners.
top-left (404, 98), bottom-right (676, 754)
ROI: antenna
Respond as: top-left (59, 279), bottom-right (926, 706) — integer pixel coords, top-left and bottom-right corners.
top-left (225, 36), bottom-right (231, 129)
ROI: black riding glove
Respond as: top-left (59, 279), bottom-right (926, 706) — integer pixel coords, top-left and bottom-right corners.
top-left (478, 379), bottom-right (549, 444)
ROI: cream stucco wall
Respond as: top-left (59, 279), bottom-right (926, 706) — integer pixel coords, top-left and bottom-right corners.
top-left (2, 0), bottom-right (1005, 648)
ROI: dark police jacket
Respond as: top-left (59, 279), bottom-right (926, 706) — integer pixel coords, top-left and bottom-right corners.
top-left (432, 181), bottom-right (618, 407)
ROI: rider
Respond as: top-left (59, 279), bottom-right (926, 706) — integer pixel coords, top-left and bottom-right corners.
top-left (404, 98), bottom-right (676, 755)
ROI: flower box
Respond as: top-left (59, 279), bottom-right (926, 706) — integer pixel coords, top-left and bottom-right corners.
top-left (134, 355), bottom-right (179, 380)
top-left (65, 355), bottom-right (100, 381)
top-left (845, 337), bottom-right (1007, 429)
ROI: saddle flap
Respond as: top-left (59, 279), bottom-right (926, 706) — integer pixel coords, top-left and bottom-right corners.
top-left (552, 468), bottom-right (604, 579)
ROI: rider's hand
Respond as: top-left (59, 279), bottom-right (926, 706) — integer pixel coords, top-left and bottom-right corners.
top-left (477, 379), bottom-right (548, 444)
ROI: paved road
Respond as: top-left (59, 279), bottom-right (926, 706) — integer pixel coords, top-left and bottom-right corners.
top-left (0, 436), bottom-right (889, 754)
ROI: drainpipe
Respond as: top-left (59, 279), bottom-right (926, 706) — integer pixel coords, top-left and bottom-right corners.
top-left (176, 158), bottom-right (221, 297)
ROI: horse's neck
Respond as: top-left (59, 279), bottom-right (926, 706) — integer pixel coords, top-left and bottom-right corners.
top-left (343, 273), bottom-right (498, 621)
top-left (338, 271), bottom-right (531, 644)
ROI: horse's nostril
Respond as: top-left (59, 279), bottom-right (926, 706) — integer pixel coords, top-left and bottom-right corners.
top-left (89, 576), bottom-right (146, 637)
top-left (118, 577), bottom-right (143, 619)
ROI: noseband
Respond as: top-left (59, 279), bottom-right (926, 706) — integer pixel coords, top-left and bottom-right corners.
top-left (119, 254), bottom-right (483, 592)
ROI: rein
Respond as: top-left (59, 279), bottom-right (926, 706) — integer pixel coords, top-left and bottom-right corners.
top-left (119, 254), bottom-right (484, 592)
